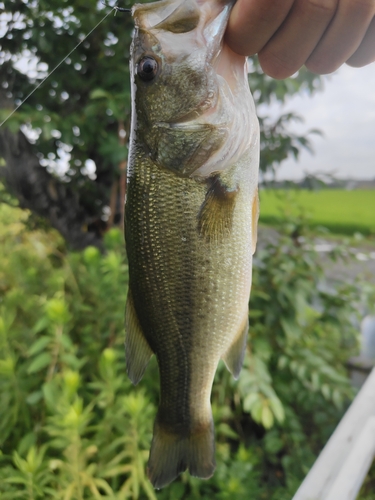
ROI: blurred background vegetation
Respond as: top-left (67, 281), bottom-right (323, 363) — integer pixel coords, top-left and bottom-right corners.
top-left (1, 1), bottom-right (375, 498)
top-left (1, 204), bottom-right (372, 499)
top-left (0, 0), bottom-right (322, 247)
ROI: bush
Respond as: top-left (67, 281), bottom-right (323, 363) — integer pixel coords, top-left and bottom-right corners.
top-left (0, 205), bottom-right (369, 499)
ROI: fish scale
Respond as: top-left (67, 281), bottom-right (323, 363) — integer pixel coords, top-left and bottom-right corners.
top-left (124, 0), bottom-right (259, 489)
top-left (126, 149), bottom-right (255, 483)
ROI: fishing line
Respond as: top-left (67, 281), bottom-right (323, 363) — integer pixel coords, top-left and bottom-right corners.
top-left (0, 6), bottom-right (118, 129)
top-left (102, 1), bottom-right (132, 13)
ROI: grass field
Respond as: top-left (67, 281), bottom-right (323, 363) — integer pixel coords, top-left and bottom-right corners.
top-left (259, 189), bottom-right (375, 235)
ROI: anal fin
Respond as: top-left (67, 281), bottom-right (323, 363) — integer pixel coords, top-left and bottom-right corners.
top-left (222, 316), bottom-right (249, 379)
top-left (125, 290), bottom-right (153, 385)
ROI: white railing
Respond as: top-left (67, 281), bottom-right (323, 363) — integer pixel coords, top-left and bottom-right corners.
top-left (292, 368), bottom-right (375, 500)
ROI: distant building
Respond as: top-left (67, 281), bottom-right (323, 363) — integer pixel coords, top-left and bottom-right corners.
top-left (344, 180), bottom-right (375, 190)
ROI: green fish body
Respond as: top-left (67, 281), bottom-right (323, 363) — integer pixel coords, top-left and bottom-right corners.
top-left (125, 0), bottom-right (259, 488)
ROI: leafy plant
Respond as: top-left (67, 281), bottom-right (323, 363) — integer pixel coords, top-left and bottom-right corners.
top-left (0, 203), bottom-right (371, 499)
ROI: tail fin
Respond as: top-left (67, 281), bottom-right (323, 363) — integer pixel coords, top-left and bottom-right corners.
top-left (147, 418), bottom-right (216, 489)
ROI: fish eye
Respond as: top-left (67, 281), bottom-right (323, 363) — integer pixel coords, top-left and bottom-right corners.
top-left (137, 56), bottom-right (159, 82)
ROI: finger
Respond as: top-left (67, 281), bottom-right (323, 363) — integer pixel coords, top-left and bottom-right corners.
top-left (225, 0), bottom-right (295, 56)
top-left (306, 0), bottom-right (375, 74)
top-left (346, 15), bottom-right (375, 67)
top-left (258, 0), bottom-right (338, 79)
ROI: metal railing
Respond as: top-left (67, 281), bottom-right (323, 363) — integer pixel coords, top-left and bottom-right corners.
top-left (293, 368), bottom-right (375, 500)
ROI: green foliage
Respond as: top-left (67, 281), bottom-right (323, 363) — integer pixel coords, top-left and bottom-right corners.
top-left (248, 216), bottom-right (362, 492)
top-left (1, 0), bottom-right (149, 228)
top-left (0, 204), bottom-right (370, 499)
top-left (259, 189), bottom-right (375, 236)
top-left (248, 58), bottom-right (323, 175)
top-left (1, 2), bottom-right (323, 244)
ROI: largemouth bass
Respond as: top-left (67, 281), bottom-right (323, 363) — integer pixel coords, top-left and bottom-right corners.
top-left (125, 0), bottom-right (259, 488)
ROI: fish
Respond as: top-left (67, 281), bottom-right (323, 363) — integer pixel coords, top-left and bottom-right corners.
top-left (124, 0), bottom-right (259, 489)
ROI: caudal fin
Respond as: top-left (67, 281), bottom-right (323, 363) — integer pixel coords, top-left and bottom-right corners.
top-left (147, 419), bottom-right (216, 489)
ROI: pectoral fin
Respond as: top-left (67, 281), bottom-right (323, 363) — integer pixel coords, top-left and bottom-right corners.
top-left (222, 316), bottom-right (249, 379)
top-left (198, 175), bottom-right (238, 243)
top-left (252, 188), bottom-right (259, 255)
top-left (125, 291), bottom-right (153, 385)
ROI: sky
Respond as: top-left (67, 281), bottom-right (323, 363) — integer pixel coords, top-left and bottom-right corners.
top-left (265, 62), bottom-right (375, 181)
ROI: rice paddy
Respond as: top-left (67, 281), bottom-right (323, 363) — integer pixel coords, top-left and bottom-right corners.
top-left (259, 189), bottom-right (375, 235)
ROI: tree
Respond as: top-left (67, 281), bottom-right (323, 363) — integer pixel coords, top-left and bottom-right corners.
top-left (0, 0), bottom-right (323, 248)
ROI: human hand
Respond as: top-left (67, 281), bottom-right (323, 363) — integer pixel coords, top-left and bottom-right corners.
top-left (225, 0), bottom-right (375, 78)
